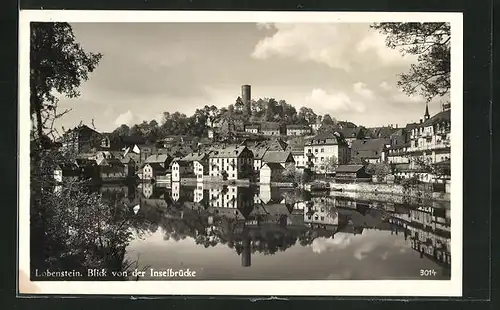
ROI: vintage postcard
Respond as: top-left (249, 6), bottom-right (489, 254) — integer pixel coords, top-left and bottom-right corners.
top-left (19, 10), bottom-right (463, 296)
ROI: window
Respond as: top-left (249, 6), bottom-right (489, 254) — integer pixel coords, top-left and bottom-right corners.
top-left (321, 148), bottom-right (324, 153)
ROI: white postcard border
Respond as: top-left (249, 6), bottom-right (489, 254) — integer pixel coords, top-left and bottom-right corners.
top-left (18, 10), bottom-right (463, 296)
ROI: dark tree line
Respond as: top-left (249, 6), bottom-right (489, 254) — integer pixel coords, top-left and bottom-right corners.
top-left (111, 97), bottom-right (340, 141)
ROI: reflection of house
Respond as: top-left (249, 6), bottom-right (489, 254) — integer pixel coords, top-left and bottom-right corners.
top-left (120, 156), bottom-right (136, 177)
top-left (259, 163), bottom-right (285, 184)
top-left (256, 185), bottom-right (284, 205)
top-left (208, 146), bottom-right (254, 180)
top-left (304, 204), bottom-right (339, 229)
top-left (208, 186), bottom-right (254, 214)
top-left (142, 154), bottom-right (173, 180)
top-left (334, 165), bottom-right (370, 182)
top-left (304, 132), bottom-right (349, 173)
top-left (286, 124), bottom-right (311, 136)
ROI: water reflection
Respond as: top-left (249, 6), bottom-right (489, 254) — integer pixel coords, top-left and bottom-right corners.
top-left (99, 182), bottom-right (451, 280)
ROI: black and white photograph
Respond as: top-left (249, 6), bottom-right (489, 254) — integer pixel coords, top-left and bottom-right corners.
top-left (19, 11), bottom-right (463, 296)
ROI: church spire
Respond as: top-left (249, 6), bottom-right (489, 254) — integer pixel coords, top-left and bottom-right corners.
top-left (424, 104), bottom-right (430, 120)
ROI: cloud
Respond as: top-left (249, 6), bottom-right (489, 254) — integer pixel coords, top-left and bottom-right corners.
top-left (379, 81), bottom-right (392, 91)
top-left (354, 242), bottom-right (376, 260)
top-left (305, 88), bottom-right (366, 113)
top-left (356, 30), bottom-right (417, 65)
top-left (311, 233), bottom-right (354, 254)
top-left (252, 23), bottom-right (416, 70)
top-left (252, 23), bottom-right (367, 71)
top-left (353, 82), bottom-right (375, 99)
top-left (114, 110), bottom-right (134, 126)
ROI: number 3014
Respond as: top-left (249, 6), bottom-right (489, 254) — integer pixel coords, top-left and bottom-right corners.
top-left (420, 269), bottom-right (437, 276)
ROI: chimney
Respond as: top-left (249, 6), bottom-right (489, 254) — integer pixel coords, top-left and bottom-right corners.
top-left (396, 124), bottom-right (398, 129)
top-left (419, 119), bottom-right (423, 124)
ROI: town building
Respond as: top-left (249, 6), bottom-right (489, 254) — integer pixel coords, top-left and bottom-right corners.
top-left (181, 152), bottom-right (210, 182)
top-left (304, 132), bottom-right (349, 174)
top-left (286, 124), bottom-right (312, 136)
top-left (350, 138), bottom-right (391, 164)
top-left (260, 122), bottom-right (281, 136)
top-left (171, 158), bottom-right (193, 182)
top-left (244, 124), bottom-right (260, 134)
top-left (96, 157), bottom-right (126, 181)
top-left (339, 127), bottom-right (362, 148)
top-left (60, 124), bottom-right (102, 153)
top-left (259, 162), bottom-right (285, 184)
top-left (247, 144), bottom-right (269, 175)
top-left (334, 165), bottom-right (371, 183)
top-left (208, 145), bottom-right (254, 180)
top-left (388, 104), bottom-right (451, 183)
top-left (142, 154), bottom-right (173, 181)
top-left (262, 150), bottom-right (295, 168)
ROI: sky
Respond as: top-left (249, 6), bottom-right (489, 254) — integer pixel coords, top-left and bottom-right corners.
top-left (54, 22), bottom-right (449, 132)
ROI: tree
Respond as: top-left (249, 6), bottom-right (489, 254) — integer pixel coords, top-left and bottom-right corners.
top-left (30, 22), bottom-right (102, 144)
top-left (371, 22), bottom-right (451, 102)
top-left (298, 107), bottom-right (317, 125)
top-left (113, 124), bottom-right (130, 136)
top-left (366, 162), bottom-right (392, 182)
top-left (234, 97), bottom-right (244, 112)
top-left (321, 114), bottom-right (335, 125)
top-left (321, 156), bottom-right (338, 177)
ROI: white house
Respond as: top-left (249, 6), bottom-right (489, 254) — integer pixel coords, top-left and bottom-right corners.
top-left (208, 145), bottom-right (254, 180)
top-left (304, 131), bottom-right (349, 173)
top-left (260, 122), bottom-right (281, 136)
top-left (286, 124), bottom-right (312, 136)
top-left (171, 159), bottom-right (191, 182)
top-left (181, 152), bottom-right (210, 182)
top-left (248, 145), bottom-right (269, 174)
top-left (142, 154), bottom-right (172, 181)
top-left (244, 124), bottom-right (260, 134)
top-left (259, 163), bottom-right (285, 184)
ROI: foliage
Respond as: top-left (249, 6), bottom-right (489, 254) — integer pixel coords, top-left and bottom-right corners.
top-left (371, 22), bottom-right (451, 102)
top-left (366, 162), bottom-right (392, 182)
top-left (30, 22), bottom-right (102, 142)
top-left (302, 168), bottom-right (314, 184)
top-left (321, 156), bottom-right (339, 175)
top-left (281, 165), bottom-right (302, 184)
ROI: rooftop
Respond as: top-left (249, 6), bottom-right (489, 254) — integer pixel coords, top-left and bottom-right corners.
top-left (335, 165), bottom-right (365, 173)
top-left (145, 154), bottom-right (171, 164)
top-left (210, 145), bottom-right (250, 158)
top-left (421, 109), bottom-right (451, 127)
top-left (262, 150), bottom-right (294, 164)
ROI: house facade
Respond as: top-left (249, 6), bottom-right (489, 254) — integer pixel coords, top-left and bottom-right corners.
top-left (304, 132), bottom-right (349, 174)
top-left (244, 124), bottom-right (260, 134)
top-left (334, 165), bottom-right (371, 182)
top-left (259, 163), bottom-right (285, 184)
top-left (208, 146), bottom-right (254, 180)
top-left (61, 124), bottom-right (101, 154)
top-left (260, 122), bottom-right (281, 136)
top-left (286, 124), bottom-right (311, 136)
top-left (350, 138), bottom-right (391, 164)
top-left (171, 159), bottom-right (192, 182)
top-left (142, 154), bottom-right (173, 181)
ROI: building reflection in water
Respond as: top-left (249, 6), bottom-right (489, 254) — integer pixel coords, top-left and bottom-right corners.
top-left (116, 182), bottom-right (451, 269)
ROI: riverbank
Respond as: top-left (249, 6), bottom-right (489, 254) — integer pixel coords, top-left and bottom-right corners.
top-left (328, 182), bottom-right (450, 202)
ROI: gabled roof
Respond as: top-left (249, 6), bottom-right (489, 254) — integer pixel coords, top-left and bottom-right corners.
top-left (263, 150), bottom-right (294, 164)
top-left (335, 165), bottom-right (365, 173)
top-left (210, 145), bottom-right (250, 158)
top-left (181, 152), bottom-right (209, 162)
top-left (248, 146), bottom-right (269, 160)
top-left (367, 127), bottom-right (397, 139)
top-left (351, 138), bottom-right (390, 152)
top-left (261, 162), bottom-right (286, 170)
top-left (307, 131), bottom-right (342, 145)
top-left (421, 110), bottom-right (451, 127)
top-left (145, 154), bottom-right (171, 164)
top-left (337, 121), bottom-right (357, 129)
top-left (340, 127), bottom-right (361, 138)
